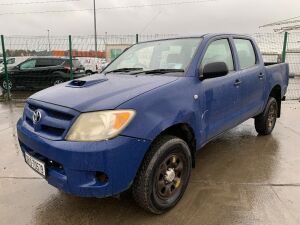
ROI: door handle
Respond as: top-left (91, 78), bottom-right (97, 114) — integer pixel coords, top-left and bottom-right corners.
top-left (258, 73), bottom-right (264, 80)
top-left (234, 79), bottom-right (242, 86)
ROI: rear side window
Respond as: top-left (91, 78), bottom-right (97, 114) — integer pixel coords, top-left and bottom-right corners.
top-left (36, 59), bottom-right (53, 67)
top-left (201, 39), bottom-right (234, 71)
top-left (234, 39), bottom-right (256, 69)
top-left (52, 59), bottom-right (63, 66)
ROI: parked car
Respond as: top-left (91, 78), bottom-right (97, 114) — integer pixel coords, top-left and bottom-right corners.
top-left (0, 57), bottom-right (85, 90)
top-left (17, 34), bottom-right (289, 214)
top-left (78, 57), bottom-right (104, 75)
top-left (99, 58), bottom-right (109, 71)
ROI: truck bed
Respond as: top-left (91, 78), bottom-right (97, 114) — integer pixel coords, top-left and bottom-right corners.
top-left (264, 62), bottom-right (289, 99)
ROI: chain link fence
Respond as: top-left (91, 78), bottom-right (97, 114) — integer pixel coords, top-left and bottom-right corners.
top-left (251, 33), bottom-right (300, 100)
top-left (0, 33), bottom-right (300, 100)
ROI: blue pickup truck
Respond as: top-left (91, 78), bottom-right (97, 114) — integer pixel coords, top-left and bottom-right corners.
top-left (17, 34), bottom-right (289, 214)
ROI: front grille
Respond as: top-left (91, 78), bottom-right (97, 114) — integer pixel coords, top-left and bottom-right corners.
top-left (24, 99), bottom-right (78, 140)
top-left (28, 103), bottom-right (74, 121)
top-left (41, 125), bottom-right (65, 136)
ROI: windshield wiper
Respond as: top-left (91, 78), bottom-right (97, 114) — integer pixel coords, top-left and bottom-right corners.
top-left (132, 68), bottom-right (184, 75)
top-left (105, 67), bottom-right (143, 74)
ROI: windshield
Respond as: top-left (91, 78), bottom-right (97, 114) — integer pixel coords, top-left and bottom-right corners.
top-left (104, 38), bottom-right (202, 75)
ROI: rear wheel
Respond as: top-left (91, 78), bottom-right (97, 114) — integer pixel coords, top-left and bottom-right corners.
top-left (255, 97), bottom-right (278, 135)
top-left (132, 135), bottom-right (192, 214)
top-left (53, 78), bottom-right (64, 86)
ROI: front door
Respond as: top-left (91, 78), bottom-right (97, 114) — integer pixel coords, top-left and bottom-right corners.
top-left (34, 58), bottom-right (56, 87)
top-left (16, 59), bottom-right (38, 88)
top-left (198, 38), bottom-right (241, 141)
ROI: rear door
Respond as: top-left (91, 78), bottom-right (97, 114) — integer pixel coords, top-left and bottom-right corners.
top-left (35, 58), bottom-right (56, 87)
top-left (233, 38), bottom-right (265, 120)
top-left (199, 38), bottom-right (241, 140)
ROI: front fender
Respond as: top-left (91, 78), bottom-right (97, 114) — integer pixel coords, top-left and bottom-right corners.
top-left (145, 110), bottom-right (198, 141)
top-left (118, 78), bottom-right (202, 147)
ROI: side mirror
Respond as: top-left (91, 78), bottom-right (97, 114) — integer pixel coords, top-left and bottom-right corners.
top-left (201, 62), bottom-right (229, 79)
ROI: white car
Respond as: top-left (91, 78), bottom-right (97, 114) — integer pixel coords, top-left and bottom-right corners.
top-left (78, 57), bottom-right (107, 75)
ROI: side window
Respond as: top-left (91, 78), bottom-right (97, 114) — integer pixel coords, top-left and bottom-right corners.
top-left (201, 39), bottom-right (234, 72)
top-left (36, 59), bottom-right (54, 67)
top-left (20, 59), bottom-right (36, 69)
top-left (234, 39), bottom-right (256, 69)
top-left (53, 59), bottom-right (63, 66)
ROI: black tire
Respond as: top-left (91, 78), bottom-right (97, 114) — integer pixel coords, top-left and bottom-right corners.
top-left (132, 135), bottom-right (192, 214)
top-left (1, 79), bottom-right (13, 90)
top-left (86, 70), bottom-right (93, 75)
top-left (53, 78), bottom-right (64, 86)
top-left (255, 97), bottom-right (278, 135)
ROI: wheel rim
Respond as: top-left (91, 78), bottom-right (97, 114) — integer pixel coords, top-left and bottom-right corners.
top-left (155, 152), bottom-right (186, 200)
top-left (3, 80), bottom-right (12, 90)
top-left (54, 80), bottom-right (63, 85)
top-left (267, 102), bottom-right (277, 129)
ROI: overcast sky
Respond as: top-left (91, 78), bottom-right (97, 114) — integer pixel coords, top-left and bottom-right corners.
top-left (0, 0), bottom-right (299, 36)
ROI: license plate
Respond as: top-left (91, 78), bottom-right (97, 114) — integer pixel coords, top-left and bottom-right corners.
top-left (24, 152), bottom-right (46, 177)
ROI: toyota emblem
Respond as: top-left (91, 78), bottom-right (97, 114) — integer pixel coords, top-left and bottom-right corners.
top-left (32, 110), bottom-right (42, 124)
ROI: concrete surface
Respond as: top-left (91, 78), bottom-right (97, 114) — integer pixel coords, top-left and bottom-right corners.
top-left (0, 100), bottom-right (300, 225)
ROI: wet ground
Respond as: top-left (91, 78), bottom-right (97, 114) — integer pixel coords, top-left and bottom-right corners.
top-left (0, 100), bottom-right (300, 225)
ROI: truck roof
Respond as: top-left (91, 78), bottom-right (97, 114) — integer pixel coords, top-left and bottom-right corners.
top-left (138, 33), bottom-right (253, 44)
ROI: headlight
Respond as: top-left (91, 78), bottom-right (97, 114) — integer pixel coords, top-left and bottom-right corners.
top-left (66, 110), bottom-right (135, 141)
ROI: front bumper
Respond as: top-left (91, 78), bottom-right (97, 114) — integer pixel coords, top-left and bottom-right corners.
top-left (17, 119), bottom-right (151, 197)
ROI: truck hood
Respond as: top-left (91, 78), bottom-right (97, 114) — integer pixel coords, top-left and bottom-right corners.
top-left (29, 73), bottom-right (179, 112)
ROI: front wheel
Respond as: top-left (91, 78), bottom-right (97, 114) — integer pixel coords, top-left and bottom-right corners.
top-left (255, 97), bottom-right (278, 135)
top-left (86, 70), bottom-right (93, 75)
top-left (1, 79), bottom-right (13, 90)
top-left (132, 135), bottom-right (192, 214)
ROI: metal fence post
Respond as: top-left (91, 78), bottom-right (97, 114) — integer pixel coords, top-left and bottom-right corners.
top-left (136, 34), bottom-right (139, 44)
top-left (68, 35), bottom-right (73, 80)
top-left (282, 32), bottom-right (288, 63)
top-left (1, 35), bottom-right (10, 99)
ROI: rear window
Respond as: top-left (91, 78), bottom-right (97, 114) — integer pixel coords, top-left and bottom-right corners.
top-left (234, 39), bottom-right (256, 69)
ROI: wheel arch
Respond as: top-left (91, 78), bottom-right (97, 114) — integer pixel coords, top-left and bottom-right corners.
top-left (50, 72), bottom-right (68, 84)
top-left (269, 84), bottom-right (281, 117)
top-left (152, 123), bottom-right (197, 168)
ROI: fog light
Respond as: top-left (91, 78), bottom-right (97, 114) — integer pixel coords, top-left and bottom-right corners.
top-left (96, 171), bottom-right (108, 183)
